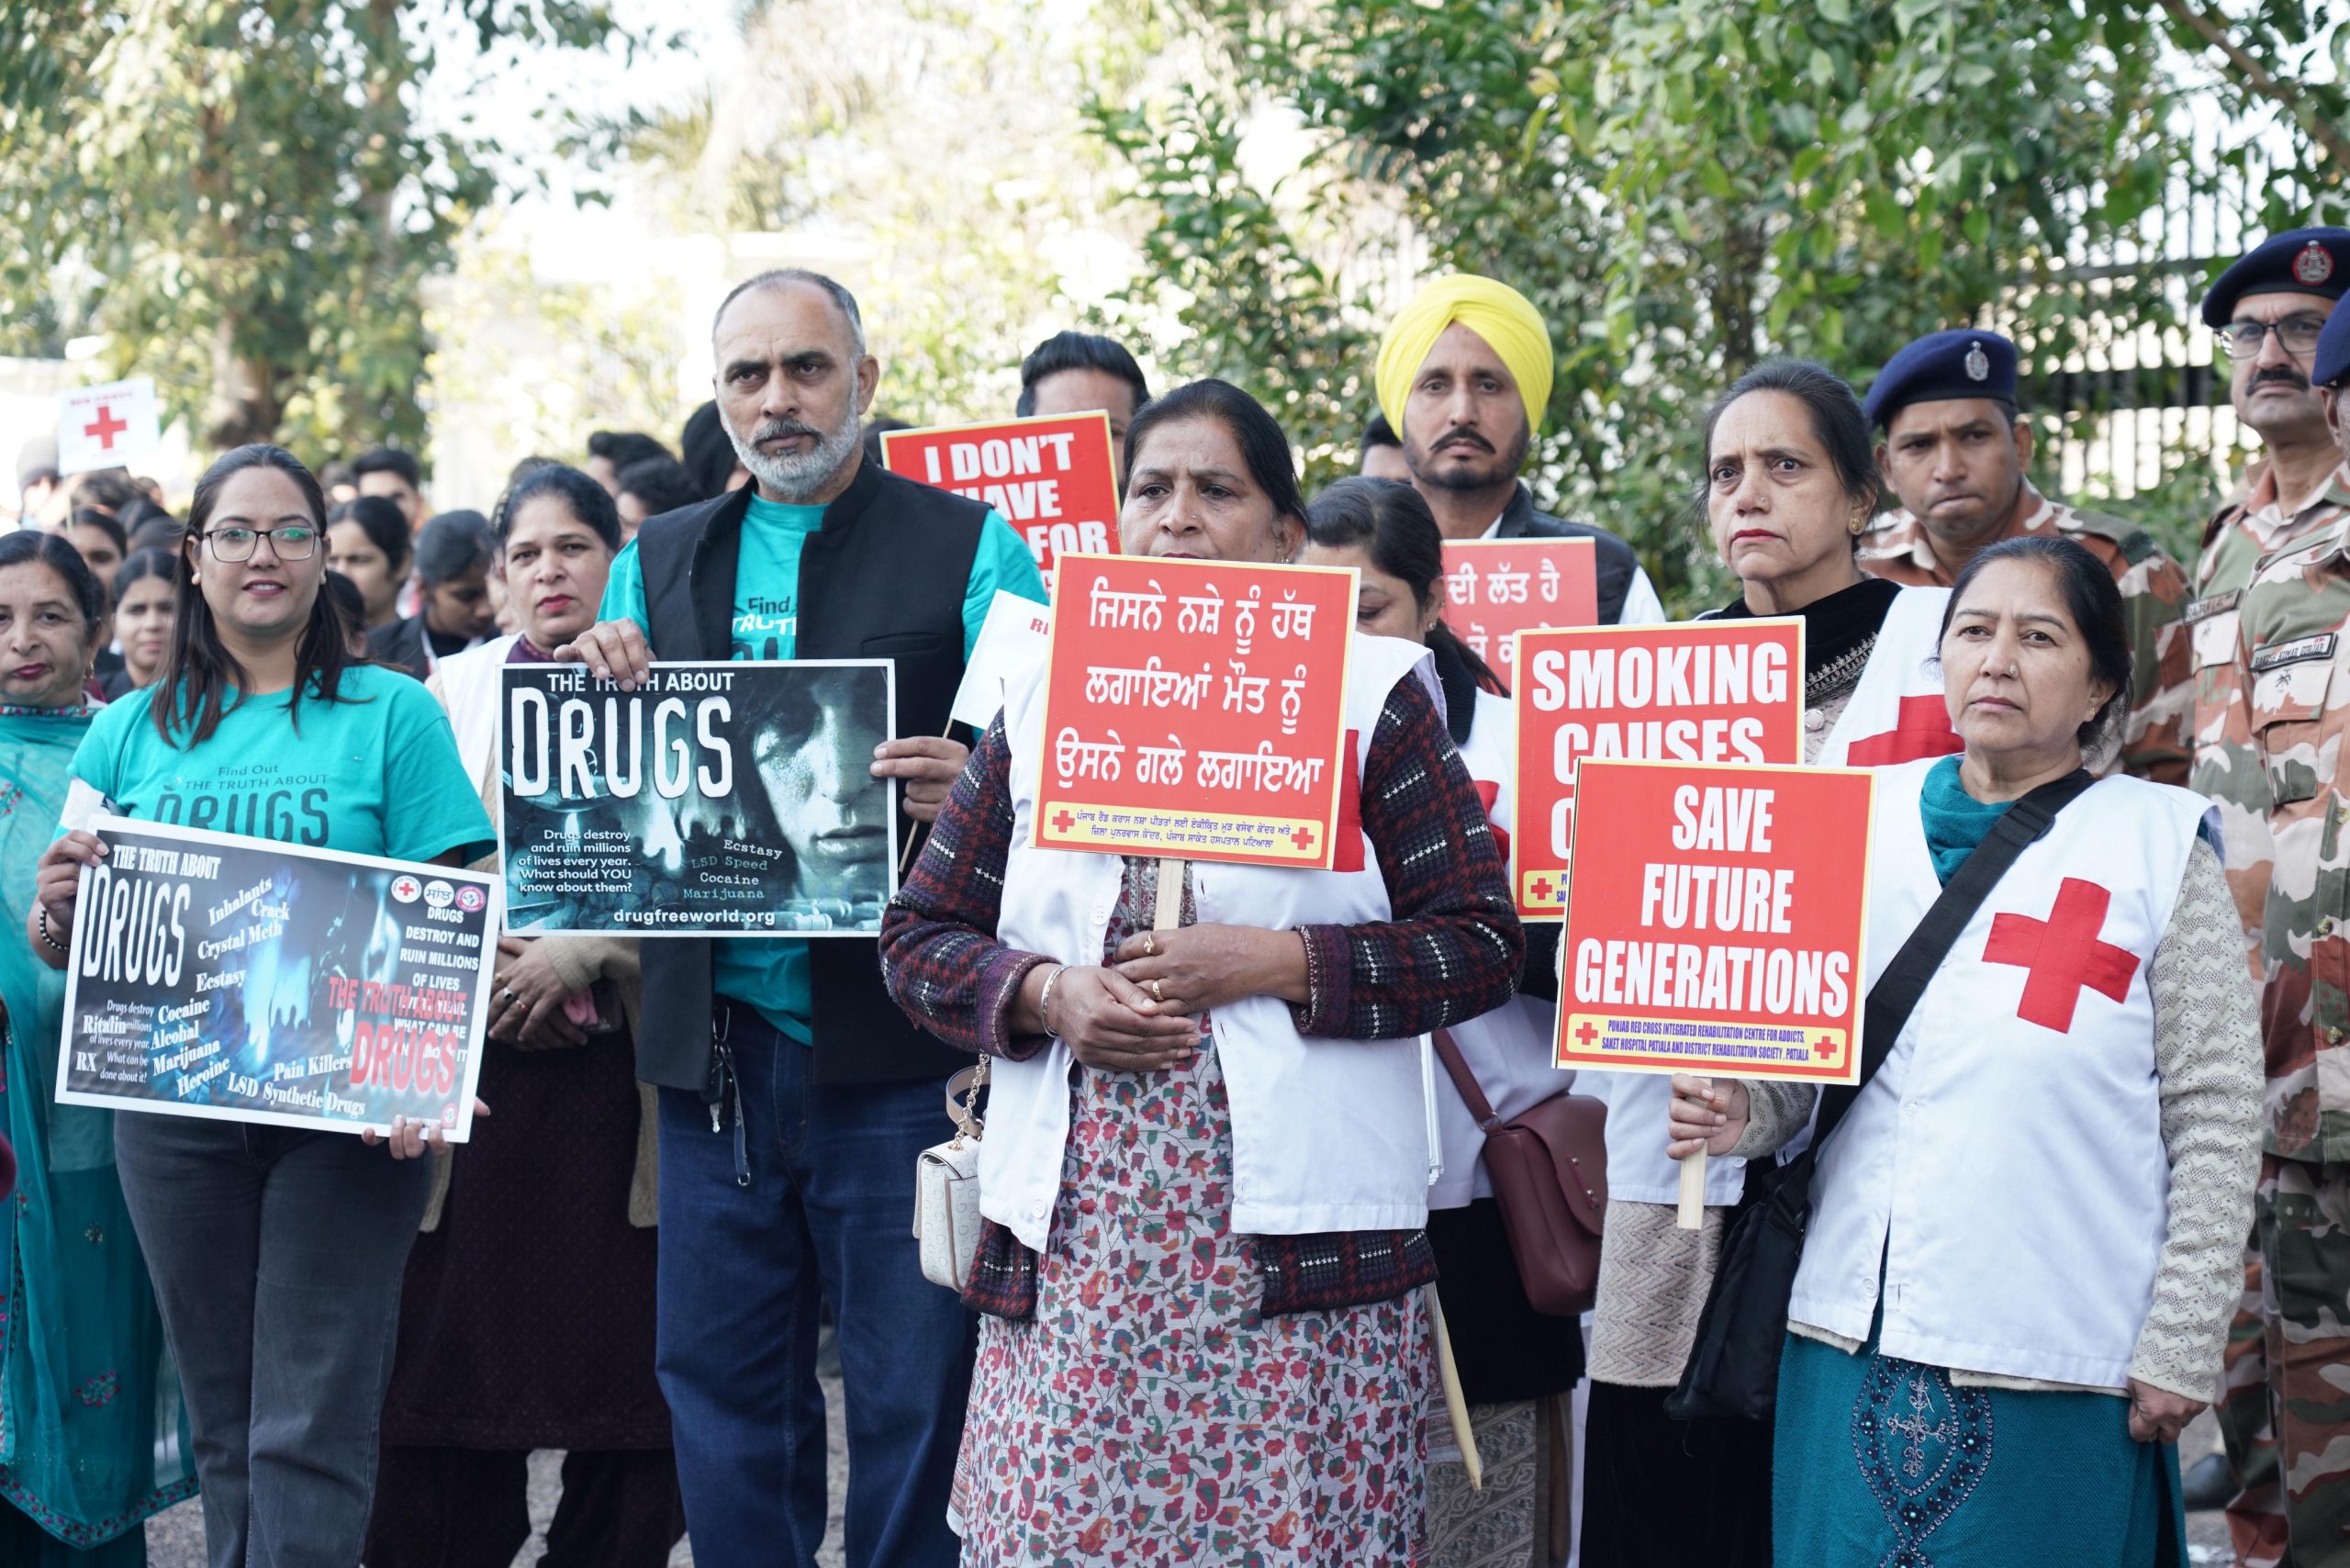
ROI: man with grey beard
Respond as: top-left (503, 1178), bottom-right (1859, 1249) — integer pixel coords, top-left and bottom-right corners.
top-left (554, 268), bottom-right (1046, 1568)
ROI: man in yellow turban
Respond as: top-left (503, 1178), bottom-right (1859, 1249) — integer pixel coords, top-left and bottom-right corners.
top-left (1373, 273), bottom-right (1662, 623)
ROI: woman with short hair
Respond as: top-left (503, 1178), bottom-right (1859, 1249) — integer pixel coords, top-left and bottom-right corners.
top-left (1669, 534), bottom-right (2262, 1564)
top-left (32, 443), bottom-right (493, 1568)
top-left (365, 462), bottom-right (682, 1568)
top-left (880, 380), bottom-right (1524, 1565)
top-left (0, 530), bottom-right (190, 1563)
top-left (1303, 474), bottom-right (1581, 1566)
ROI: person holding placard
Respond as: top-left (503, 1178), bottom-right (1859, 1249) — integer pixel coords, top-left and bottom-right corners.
top-left (1666, 535), bottom-right (2261, 1565)
top-left (29, 444), bottom-right (493, 1568)
top-left (0, 530), bottom-right (191, 1564)
top-left (879, 380), bottom-right (1524, 1566)
top-left (1579, 359), bottom-right (1959, 1568)
top-left (1302, 473), bottom-right (1581, 1567)
top-left (364, 463), bottom-right (682, 1568)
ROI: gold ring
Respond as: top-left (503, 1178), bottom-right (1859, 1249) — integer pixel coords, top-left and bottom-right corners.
top-left (1149, 979), bottom-right (1164, 1002)
top-left (1143, 933), bottom-right (1156, 957)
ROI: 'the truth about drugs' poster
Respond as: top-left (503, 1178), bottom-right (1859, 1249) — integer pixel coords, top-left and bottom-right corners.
top-left (57, 816), bottom-right (499, 1138)
top-left (498, 660), bottom-right (898, 936)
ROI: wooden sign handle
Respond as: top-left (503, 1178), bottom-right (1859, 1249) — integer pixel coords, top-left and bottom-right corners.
top-left (1153, 856), bottom-right (1184, 933)
top-left (896, 719), bottom-right (958, 878)
top-left (1431, 1286), bottom-right (1483, 1489)
top-left (1677, 1073), bottom-right (1710, 1230)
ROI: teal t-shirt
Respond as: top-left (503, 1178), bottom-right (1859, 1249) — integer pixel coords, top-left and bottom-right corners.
top-left (599, 492), bottom-right (1046, 1042)
top-left (68, 665), bottom-right (495, 864)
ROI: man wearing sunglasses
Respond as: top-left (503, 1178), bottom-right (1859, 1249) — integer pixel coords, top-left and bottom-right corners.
top-left (2192, 226), bottom-right (2350, 1565)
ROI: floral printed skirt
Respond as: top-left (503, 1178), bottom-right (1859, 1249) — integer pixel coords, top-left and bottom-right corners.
top-left (950, 1033), bottom-right (1432, 1566)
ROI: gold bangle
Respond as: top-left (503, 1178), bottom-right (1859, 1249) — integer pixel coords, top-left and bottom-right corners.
top-left (1038, 963), bottom-right (1071, 1039)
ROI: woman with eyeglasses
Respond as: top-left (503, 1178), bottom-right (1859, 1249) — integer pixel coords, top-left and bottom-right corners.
top-left (29, 445), bottom-right (493, 1568)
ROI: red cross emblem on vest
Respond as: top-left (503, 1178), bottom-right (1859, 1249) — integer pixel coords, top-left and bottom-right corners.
top-left (1981, 877), bottom-right (2140, 1032)
top-left (1844, 694), bottom-right (1963, 767)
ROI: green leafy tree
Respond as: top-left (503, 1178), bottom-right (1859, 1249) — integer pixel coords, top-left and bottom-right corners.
top-left (1093, 0), bottom-right (2346, 610)
top-left (0, 2), bottom-right (635, 457)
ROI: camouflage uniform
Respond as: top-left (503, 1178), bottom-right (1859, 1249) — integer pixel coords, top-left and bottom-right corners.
top-left (2189, 461), bottom-right (2350, 1567)
top-left (1858, 479), bottom-right (2192, 784)
top-left (2228, 497), bottom-right (2350, 1563)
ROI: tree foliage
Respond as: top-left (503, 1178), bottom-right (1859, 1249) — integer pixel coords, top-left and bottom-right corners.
top-left (0, 2), bottom-right (631, 457)
top-left (1093, 0), bottom-right (2347, 609)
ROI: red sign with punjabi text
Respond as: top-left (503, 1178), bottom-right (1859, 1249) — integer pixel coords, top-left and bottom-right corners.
top-left (1512, 619), bottom-right (1805, 919)
top-left (880, 413), bottom-right (1119, 590)
top-left (1033, 554), bottom-right (1356, 868)
top-left (1439, 538), bottom-right (1599, 687)
top-left (1558, 759), bottom-right (1872, 1083)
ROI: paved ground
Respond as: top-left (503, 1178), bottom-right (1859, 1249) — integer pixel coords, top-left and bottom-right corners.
top-left (142, 1378), bottom-right (2232, 1565)
top-left (146, 1372), bottom-right (849, 1568)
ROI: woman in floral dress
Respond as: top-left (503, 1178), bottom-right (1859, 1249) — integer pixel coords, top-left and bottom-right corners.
top-left (880, 378), bottom-right (1524, 1565)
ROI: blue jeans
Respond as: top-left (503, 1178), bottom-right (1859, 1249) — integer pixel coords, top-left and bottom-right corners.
top-left (655, 1003), bottom-right (975, 1568)
top-left (112, 1114), bottom-right (431, 1568)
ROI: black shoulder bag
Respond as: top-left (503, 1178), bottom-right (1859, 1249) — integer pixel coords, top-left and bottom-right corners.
top-left (1663, 767), bottom-right (2094, 1422)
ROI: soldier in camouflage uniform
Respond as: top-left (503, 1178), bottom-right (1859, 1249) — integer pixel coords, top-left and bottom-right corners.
top-left (2189, 227), bottom-right (2350, 1564)
top-left (2222, 230), bottom-right (2350, 1567)
top-left (1858, 327), bottom-right (2191, 783)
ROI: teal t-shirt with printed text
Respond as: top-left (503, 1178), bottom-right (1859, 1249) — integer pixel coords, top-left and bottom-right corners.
top-left (68, 665), bottom-right (495, 864)
top-left (599, 491), bottom-right (1046, 1042)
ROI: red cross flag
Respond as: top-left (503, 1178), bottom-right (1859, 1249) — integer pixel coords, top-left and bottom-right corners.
top-left (1439, 538), bottom-right (1597, 689)
top-left (57, 377), bottom-right (162, 477)
top-left (1512, 618), bottom-right (1805, 919)
top-left (1558, 758), bottom-right (1873, 1085)
top-left (879, 413), bottom-right (1119, 593)
top-left (1033, 554), bottom-right (1356, 868)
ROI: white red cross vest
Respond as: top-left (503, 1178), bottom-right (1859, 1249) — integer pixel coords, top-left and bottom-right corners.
top-left (1816, 586), bottom-right (1961, 767)
top-left (983, 633), bottom-right (1439, 1251)
top-left (1790, 756), bottom-right (2213, 1389)
top-left (1430, 686), bottom-right (1572, 1209)
top-left (1594, 587), bottom-right (1963, 1204)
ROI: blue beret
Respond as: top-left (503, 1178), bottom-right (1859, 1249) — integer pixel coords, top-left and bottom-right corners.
top-left (1863, 330), bottom-right (2019, 430)
top-left (2316, 303), bottom-right (2350, 390)
top-left (2200, 227), bottom-right (2350, 327)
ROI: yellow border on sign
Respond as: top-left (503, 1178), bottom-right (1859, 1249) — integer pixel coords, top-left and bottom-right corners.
top-left (1506, 616), bottom-right (1808, 922)
top-left (878, 410), bottom-right (1122, 502)
top-left (1033, 552), bottom-right (1362, 871)
top-left (1553, 755), bottom-right (1873, 1086)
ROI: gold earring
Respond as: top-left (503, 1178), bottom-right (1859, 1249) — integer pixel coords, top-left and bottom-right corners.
top-left (1846, 510), bottom-right (1868, 536)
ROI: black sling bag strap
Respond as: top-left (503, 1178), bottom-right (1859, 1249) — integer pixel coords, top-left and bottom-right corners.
top-left (1664, 767), bottom-right (2095, 1422)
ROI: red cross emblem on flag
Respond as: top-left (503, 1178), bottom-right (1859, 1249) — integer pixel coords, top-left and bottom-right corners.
top-left (1981, 877), bottom-right (2140, 1032)
top-left (1843, 694), bottom-right (1963, 767)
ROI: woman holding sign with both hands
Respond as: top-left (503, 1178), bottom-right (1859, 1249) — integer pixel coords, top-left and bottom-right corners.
top-left (1667, 535), bottom-right (2260, 1564)
top-left (879, 379), bottom-right (1524, 1565)
top-left (1578, 359), bottom-right (1965, 1566)
top-left (31, 445), bottom-right (493, 1568)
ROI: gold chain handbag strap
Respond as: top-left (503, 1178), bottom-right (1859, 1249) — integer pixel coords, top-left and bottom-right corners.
top-left (943, 1058), bottom-right (988, 1147)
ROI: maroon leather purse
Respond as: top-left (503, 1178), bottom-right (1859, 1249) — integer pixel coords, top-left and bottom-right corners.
top-left (1431, 1027), bottom-right (1607, 1316)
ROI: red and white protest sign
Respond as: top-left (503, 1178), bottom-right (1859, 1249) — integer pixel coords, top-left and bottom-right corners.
top-left (880, 413), bottom-right (1119, 588)
top-left (1557, 759), bottom-right (1873, 1084)
top-left (1513, 619), bottom-right (1804, 918)
top-left (1034, 554), bottom-right (1356, 868)
top-left (1439, 538), bottom-right (1598, 685)
top-left (58, 377), bottom-right (162, 476)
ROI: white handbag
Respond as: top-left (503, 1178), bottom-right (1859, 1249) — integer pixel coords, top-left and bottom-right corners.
top-left (913, 1060), bottom-right (987, 1292)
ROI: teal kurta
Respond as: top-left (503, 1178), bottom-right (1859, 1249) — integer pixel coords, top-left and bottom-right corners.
top-left (0, 704), bottom-right (192, 1560)
top-left (1772, 756), bottom-right (2184, 1566)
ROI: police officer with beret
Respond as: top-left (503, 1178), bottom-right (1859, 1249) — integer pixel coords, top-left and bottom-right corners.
top-left (2180, 230), bottom-right (2350, 1550)
top-left (2214, 229), bottom-right (2350, 1565)
top-left (1858, 327), bottom-right (2192, 783)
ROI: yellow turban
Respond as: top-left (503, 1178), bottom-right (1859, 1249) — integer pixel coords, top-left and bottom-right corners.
top-left (1374, 274), bottom-right (1554, 442)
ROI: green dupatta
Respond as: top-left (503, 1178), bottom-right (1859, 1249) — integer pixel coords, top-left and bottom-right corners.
top-left (0, 704), bottom-right (192, 1545)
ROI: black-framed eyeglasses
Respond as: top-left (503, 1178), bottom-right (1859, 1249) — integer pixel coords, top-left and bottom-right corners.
top-left (2216, 315), bottom-right (2328, 360)
top-left (203, 524), bottom-right (319, 562)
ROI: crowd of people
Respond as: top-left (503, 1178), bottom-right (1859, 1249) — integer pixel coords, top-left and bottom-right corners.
top-left (0, 223), bottom-right (2342, 1568)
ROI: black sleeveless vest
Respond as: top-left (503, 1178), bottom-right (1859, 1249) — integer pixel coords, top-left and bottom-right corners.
top-left (632, 460), bottom-right (984, 1091)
